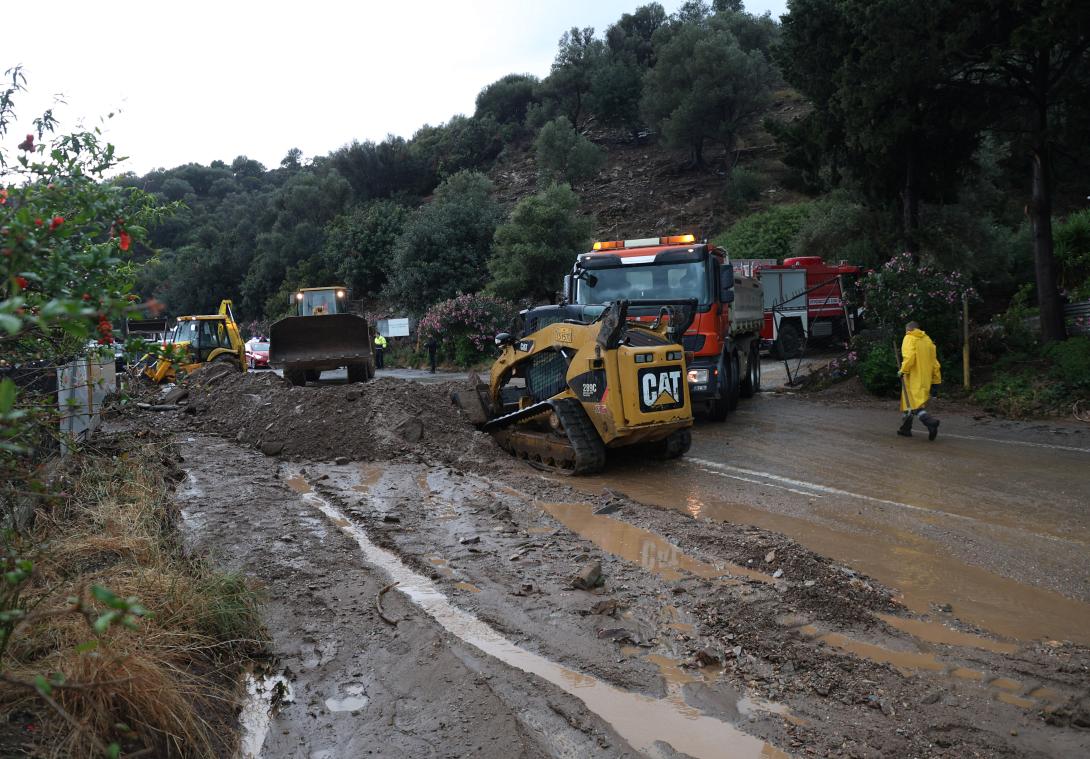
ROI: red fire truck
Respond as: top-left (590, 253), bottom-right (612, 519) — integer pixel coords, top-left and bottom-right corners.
top-left (748, 256), bottom-right (862, 359)
top-left (563, 234), bottom-right (764, 421)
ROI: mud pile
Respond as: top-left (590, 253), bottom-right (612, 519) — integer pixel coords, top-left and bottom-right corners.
top-left (180, 370), bottom-right (502, 469)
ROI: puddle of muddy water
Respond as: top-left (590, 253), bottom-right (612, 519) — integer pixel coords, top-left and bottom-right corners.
top-left (877, 614), bottom-right (1019, 654)
top-left (582, 470), bottom-right (1090, 645)
top-left (538, 501), bottom-right (771, 584)
top-left (238, 672), bottom-right (293, 759)
top-left (353, 463), bottom-right (384, 492)
top-left (287, 471), bottom-right (788, 759)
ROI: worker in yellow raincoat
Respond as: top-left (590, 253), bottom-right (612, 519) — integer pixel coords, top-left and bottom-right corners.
top-left (897, 321), bottom-right (942, 440)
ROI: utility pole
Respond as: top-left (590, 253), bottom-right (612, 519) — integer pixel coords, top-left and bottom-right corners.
top-left (962, 292), bottom-right (970, 391)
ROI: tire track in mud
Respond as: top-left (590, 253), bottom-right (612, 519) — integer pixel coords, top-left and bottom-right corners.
top-left (285, 466), bottom-right (789, 759)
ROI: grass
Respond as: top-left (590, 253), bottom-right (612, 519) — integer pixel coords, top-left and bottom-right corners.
top-left (0, 434), bottom-right (267, 757)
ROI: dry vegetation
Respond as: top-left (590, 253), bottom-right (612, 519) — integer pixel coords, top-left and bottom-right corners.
top-left (0, 432), bottom-right (267, 757)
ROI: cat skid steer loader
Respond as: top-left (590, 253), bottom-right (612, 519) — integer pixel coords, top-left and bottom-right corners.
top-left (453, 300), bottom-right (695, 475)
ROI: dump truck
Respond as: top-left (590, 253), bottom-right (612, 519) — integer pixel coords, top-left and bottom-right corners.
top-left (453, 299), bottom-right (694, 474)
top-left (142, 300), bottom-right (246, 382)
top-left (269, 286), bottom-right (374, 386)
top-left (564, 234), bottom-right (764, 421)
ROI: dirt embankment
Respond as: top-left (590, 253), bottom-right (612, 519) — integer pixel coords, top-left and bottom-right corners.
top-left (145, 370), bottom-right (1090, 758)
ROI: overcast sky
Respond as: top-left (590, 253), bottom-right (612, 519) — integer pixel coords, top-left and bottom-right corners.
top-left (6, 0), bottom-right (788, 176)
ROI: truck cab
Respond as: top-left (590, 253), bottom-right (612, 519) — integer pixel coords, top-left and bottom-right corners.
top-left (566, 234), bottom-right (763, 421)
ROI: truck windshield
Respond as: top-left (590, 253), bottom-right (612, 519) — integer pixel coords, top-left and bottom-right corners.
top-left (575, 261), bottom-right (710, 305)
top-left (301, 290), bottom-right (341, 315)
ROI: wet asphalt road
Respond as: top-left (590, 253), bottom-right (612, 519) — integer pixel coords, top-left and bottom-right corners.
top-left (570, 387), bottom-right (1090, 646)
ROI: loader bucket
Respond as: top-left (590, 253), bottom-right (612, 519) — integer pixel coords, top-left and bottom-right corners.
top-left (269, 313), bottom-right (372, 371)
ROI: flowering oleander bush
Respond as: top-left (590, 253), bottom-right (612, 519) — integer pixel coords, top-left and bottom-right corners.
top-left (861, 251), bottom-right (976, 352)
top-left (417, 293), bottom-right (518, 366)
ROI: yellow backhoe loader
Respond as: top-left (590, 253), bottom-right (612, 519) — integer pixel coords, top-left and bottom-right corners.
top-left (453, 299), bottom-right (695, 474)
top-left (142, 300), bottom-right (247, 383)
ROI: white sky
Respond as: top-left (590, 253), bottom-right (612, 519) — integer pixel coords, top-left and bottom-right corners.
top-left (5, 0), bottom-right (787, 176)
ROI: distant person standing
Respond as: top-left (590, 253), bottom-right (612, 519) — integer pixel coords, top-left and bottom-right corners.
top-left (373, 332), bottom-right (387, 370)
top-left (897, 321), bottom-right (942, 440)
top-left (426, 336), bottom-right (438, 373)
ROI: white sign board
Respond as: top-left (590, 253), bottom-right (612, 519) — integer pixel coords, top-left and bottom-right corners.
top-left (57, 357), bottom-right (115, 454)
top-left (378, 318), bottom-right (411, 338)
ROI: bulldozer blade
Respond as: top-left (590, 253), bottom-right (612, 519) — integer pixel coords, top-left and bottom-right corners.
top-left (449, 372), bottom-right (492, 427)
top-left (269, 313), bottom-right (372, 371)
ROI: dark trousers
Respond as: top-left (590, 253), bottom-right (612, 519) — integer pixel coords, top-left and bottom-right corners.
top-left (375, 348), bottom-right (384, 369)
top-left (428, 348), bottom-right (437, 373)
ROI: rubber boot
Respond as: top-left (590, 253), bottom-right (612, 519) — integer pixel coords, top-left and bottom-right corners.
top-left (918, 410), bottom-right (940, 441)
top-left (897, 413), bottom-right (913, 437)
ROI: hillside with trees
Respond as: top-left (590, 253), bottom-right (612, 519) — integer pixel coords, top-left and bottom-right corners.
top-left (121, 0), bottom-right (1089, 407)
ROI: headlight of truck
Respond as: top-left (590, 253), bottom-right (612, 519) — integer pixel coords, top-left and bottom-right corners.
top-left (687, 368), bottom-right (709, 383)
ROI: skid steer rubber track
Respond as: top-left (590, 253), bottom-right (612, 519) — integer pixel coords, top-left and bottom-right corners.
top-left (491, 398), bottom-right (606, 475)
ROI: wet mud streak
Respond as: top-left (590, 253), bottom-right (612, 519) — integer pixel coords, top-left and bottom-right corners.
top-left (290, 469), bottom-right (786, 759)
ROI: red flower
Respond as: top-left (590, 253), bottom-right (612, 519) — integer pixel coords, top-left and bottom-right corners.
top-left (0, 189), bottom-right (7, 205)
top-left (82, 293), bottom-right (92, 301)
top-left (15, 276), bottom-right (28, 290)
top-left (50, 216), bottom-right (64, 230)
top-left (34, 218), bottom-right (43, 227)
top-left (97, 336), bottom-right (113, 345)
top-left (119, 231), bottom-right (132, 251)
top-left (17, 134), bottom-right (34, 151)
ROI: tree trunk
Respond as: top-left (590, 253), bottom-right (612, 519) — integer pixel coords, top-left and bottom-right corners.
top-left (1030, 48), bottom-right (1066, 344)
top-left (901, 143), bottom-right (920, 258)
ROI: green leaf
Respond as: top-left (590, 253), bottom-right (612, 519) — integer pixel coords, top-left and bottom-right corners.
top-left (75, 639), bottom-right (99, 654)
top-left (0, 379), bottom-right (14, 413)
top-left (106, 743), bottom-right (120, 759)
top-left (0, 314), bottom-right (19, 336)
top-left (91, 585), bottom-right (127, 609)
top-left (33, 674), bottom-right (52, 696)
top-left (93, 610), bottom-right (119, 635)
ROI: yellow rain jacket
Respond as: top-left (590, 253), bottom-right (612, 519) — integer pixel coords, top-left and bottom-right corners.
top-left (899, 329), bottom-right (941, 411)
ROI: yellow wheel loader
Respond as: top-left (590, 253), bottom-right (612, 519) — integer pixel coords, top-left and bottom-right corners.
top-left (142, 300), bottom-right (246, 383)
top-left (269, 286), bottom-right (374, 386)
top-left (453, 300), bottom-right (696, 475)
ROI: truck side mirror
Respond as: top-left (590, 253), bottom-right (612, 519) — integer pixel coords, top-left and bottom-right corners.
top-left (722, 289), bottom-right (735, 304)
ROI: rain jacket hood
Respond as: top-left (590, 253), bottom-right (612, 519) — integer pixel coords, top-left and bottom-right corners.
top-left (899, 329), bottom-right (941, 411)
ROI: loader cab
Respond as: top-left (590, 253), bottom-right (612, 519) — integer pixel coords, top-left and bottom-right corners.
top-left (170, 316), bottom-right (239, 362)
top-left (293, 287), bottom-right (349, 316)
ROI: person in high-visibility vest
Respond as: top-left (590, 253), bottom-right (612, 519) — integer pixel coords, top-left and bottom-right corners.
top-left (373, 332), bottom-right (387, 369)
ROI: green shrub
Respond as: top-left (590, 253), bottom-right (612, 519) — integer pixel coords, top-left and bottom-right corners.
top-left (534, 117), bottom-right (605, 184)
top-left (857, 340), bottom-right (900, 398)
top-left (972, 373), bottom-right (1068, 418)
top-left (714, 203), bottom-right (813, 260)
top-left (724, 167), bottom-right (763, 207)
top-left (1055, 209), bottom-right (1090, 300)
top-left (1044, 336), bottom-right (1090, 391)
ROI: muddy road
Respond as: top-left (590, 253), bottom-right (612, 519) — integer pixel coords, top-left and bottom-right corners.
top-left (573, 392), bottom-right (1090, 646)
top-left (149, 367), bottom-right (1090, 757)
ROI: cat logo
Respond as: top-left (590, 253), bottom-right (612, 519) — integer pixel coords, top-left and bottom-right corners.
top-left (638, 366), bottom-right (684, 412)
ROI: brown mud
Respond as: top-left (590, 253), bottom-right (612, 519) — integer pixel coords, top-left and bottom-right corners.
top-left (128, 371), bottom-right (1090, 757)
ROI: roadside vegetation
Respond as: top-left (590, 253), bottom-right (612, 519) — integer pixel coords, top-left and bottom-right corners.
top-left (1, 70), bottom-right (266, 756)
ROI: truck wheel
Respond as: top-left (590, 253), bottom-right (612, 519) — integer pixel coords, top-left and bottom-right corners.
top-left (284, 368), bottom-right (306, 386)
top-left (774, 321), bottom-right (803, 359)
top-left (707, 353), bottom-right (730, 422)
top-left (739, 343), bottom-right (760, 398)
top-left (727, 352), bottom-right (741, 411)
top-left (347, 363), bottom-right (369, 383)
